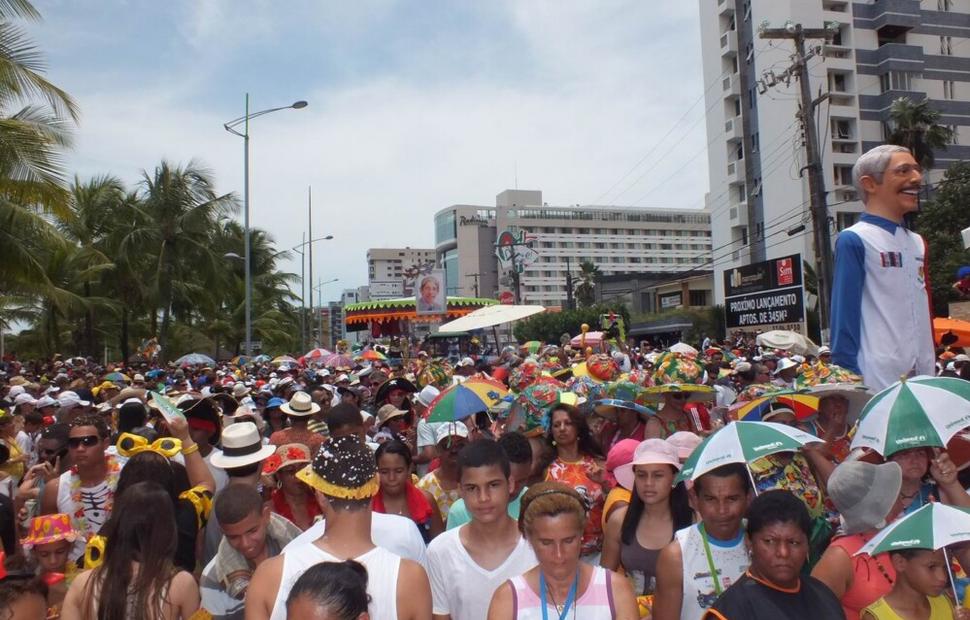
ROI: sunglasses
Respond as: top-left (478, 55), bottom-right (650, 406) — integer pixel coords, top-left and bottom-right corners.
top-left (68, 435), bottom-right (100, 449)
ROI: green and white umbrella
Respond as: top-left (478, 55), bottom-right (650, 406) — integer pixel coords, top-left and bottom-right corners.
top-left (859, 503), bottom-right (970, 556)
top-left (676, 421), bottom-right (822, 483)
top-left (851, 375), bottom-right (970, 457)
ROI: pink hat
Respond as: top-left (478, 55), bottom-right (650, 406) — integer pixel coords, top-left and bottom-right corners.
top-left (614, 439), bottom-right (681, 491)
top-left (666, 431), bottom-right (703, 460)
top-left (605, 438), bottom-right (640, 487)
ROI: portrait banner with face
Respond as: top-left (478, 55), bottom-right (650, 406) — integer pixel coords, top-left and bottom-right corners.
top-left (415, 270), bottom-right (446, 316)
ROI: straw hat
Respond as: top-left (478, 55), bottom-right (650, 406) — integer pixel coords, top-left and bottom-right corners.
top-left (208, 422), bottom-right (275, 469)
top-left (280, 391), bottom-right (320, 417)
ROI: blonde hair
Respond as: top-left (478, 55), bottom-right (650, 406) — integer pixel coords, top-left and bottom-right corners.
top-left (518, 481), bottom-right (587, 536)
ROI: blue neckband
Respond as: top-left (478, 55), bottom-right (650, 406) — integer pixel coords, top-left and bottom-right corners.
top-left (706, 527), bottom-right (744, 548)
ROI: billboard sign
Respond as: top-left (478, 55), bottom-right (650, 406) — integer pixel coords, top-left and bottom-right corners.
top-left (724, 254), bottom-right (807, 334)
top-left (415, 269), bottom-right (446, 315)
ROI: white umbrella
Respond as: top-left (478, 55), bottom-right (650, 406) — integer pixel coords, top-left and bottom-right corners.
top-left (851, 375), bottom-right (970, 456)
top-left (756, 330), bottom-right (819, 356)
top-left (669, 342), bottom-right (698, 356)
top-left (174, 353), bottom-right (215, 367)
top-left (438, 304), bottom-right (545, 333)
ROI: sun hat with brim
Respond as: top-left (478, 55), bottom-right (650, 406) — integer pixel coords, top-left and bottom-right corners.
top-left (21, 513), bottom-right (78, 549)
top-left (374, 378), bottom-right (418, 404)
top-left (208, 422), bottom-right (276, 469)
top-left (376, 404), bottom-right (408, 428)
top-left (666, 431), bottom-right (703, 460)
top-left (605, 438), bottom-right (639, 487)
top-left (262, 443), bottom-right (312, 475)
top-left (641, 352), bottom-right (714, 402)
top-left (592, 399), bottom-right (654, 418)
top-left (296, 435), bottom-right (379, 500)
top-left (803, 383), bottom-right (872, 423)
top-left (773, 358), bottom-right (800, 376)
top-left (416, 385), bottom-right (440, 408)
top-left (614, 439), bottom-right (682, 491)
top-left (280, 391), bottom-right (320, 417)
top-left (265, 397), bottom-right (286, 410)
top-left (827, 460), bottom-right (902, 535)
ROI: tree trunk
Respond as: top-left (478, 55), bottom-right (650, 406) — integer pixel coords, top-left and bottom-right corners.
top-left (83, 281), bottom-right (95, 357)
top-left (159, 304), bottom-right (171, 364)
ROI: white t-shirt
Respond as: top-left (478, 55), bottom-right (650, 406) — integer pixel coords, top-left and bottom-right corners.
top-left (203, 449), bottom-right (230, 493)
top-left (427, 525), bottom-right (538, 620)
top-left (285, 512), bottom-right (428, 569)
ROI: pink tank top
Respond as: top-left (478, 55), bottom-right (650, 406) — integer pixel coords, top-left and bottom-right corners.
top-left (508, 566), bottom-right (616, 620)
top-left (828, 533), bottom-right (895, 620)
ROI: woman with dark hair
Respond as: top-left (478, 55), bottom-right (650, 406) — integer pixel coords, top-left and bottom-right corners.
top-left (285, 560), bottom-right (371, 620)
top-left (542, 404), bottom-right (607, 560)
top-left (372, 440), bottom-right (443, 542)
top-left (600, 439), bottom-right (694, 599)
top-left (61, 481), bottom-right (200, 620)
top-left (112, 416), bottom-right (216, 572)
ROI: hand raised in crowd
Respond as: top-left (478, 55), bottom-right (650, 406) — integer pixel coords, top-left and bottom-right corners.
top-left (166, 415), bottom-right (190, 441)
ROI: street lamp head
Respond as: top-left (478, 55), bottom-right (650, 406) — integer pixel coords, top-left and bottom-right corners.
top-left (324, 235), bottom-right (334, 240)
top-left (292, 101), bottom-right (308, 109)
top-left (224, 252), bottom-right (243, 260)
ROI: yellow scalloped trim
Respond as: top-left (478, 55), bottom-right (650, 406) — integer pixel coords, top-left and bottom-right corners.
top-left (296, 466), bottom-right (379, 500)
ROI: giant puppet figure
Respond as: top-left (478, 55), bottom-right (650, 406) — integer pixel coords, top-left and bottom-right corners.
top-left (830, 144), bottom-right (935, 391)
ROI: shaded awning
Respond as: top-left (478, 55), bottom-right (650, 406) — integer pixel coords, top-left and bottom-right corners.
top-left (438, 304), bottom-right (545, 333)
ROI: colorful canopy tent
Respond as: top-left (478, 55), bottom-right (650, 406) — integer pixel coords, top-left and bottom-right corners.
top-left (933, 317), bottom-right (970, 348)
top-left (344, 297), bottom-right (498, 338)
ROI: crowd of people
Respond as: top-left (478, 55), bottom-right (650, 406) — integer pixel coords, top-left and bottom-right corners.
top-left (0, 329), bottom-right (967, 620)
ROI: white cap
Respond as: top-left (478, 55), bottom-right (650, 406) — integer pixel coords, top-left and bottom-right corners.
top-left (817, 345), bottom-right (831, 355)
top-left (13, 393), bottom-right (36, 406)
top-left (417, 385), bottom-right (440, 408)
top-left (457, 357), bottom-right (475, 368)
top-left (34, 396), bottom-right (59, 409)
top-left (434, 421), bottom-right (470, 444)
top-left (955, 354), bottom-right (970, 363)
top-left (773, 358), bottom-right (800, 375)
top-left (133, 373), bottom-right (145, 382)
top-left (7, 385), bottom-right (24, 398)
top-left (57, 391), bottom-right (90, 408)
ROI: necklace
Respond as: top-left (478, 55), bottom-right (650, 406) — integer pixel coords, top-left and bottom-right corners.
top-left (68, 455), bottom-right (121, 539)
top-left (539, 569), bottom-right (579, 620)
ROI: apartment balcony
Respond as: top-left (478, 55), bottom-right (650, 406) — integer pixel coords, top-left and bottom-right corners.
top-left (722, 74), bottom-right (740, 98)
top-left (725, 116), bottom-right (742, 143)
top-left (717, 0), bottom-right (735, 16)
top-left (867, 0), bottom-right (921, 30)
top-left (856, 42), bottom-right (924, 72)
top-left (720, 32), bottom-right (738, 58)
top-left (729, 202), bottom-right (748, 227)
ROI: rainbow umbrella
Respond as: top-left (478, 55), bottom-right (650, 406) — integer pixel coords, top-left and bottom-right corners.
top-left (427, 377), bottom-right (510, 423)
top-left (730, 387), bottom-right (819, 422)
top-left (272, 355), bottom-right (299, 365)
top-left (229, 355), bottom-right (250, 366)
top-left (357, 349), bottom-right (387, 362)
top-left (103, 372), bottom-right (129, 383)
top-left (302, 348), bottom-right (332, 363)
top-left (324, 353), bottom-right (355, 369)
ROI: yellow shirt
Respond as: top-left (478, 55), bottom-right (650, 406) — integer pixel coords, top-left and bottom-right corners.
top-left (602, 486), bottom-right (632, 530)
top-left (0, 438), bottom-right (24, 480)
top-left (863, 594), bottom-right (953, 620)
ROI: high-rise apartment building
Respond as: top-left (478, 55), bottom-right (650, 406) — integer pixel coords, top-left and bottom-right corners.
top-left (366, 247), bottom-right (436, 300)
top-left (700, 0), bottom-right (969, 303)
top-left (434, 190), bottom-right (712, 308)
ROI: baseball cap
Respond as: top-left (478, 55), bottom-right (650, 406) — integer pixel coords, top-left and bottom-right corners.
top-left (434, 421), bottom-right (469, 445)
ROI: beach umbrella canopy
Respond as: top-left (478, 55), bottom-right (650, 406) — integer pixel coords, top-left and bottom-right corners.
top-left (669, 342), bottom-right (698, 356)
top-left (851, 375), bottom-right (970, 457)
top-left (859, 503), bottom-right (970, 556)
top-left (755, 330), bottom-right (819, 356)
top-left (252, 354), bottom-right (271, 363)
top-left (730, 387), bottom-right (819, 422)
top-left (357, 349), bottom-right (387, 362)
top-left (103, 372), bottom-right (129, 383)
top-left (677, 421), bottom-right (822, 483)
top-left (933, 317), bottom-right (970, 348)
top-left (324, 353), bottom-right (355, 369)
top-left (272, 355), bottom-right (299, 366)
top-left (302, 348), bottom-right (332, 363)
top-left (229, 355), bottom-right (249, 366)
top-left (174, 353), bottom-right (215, 367)
top-left (427, 377), bottom-right (510, 423)
top-left (570, 331), bottom-right (605, 347)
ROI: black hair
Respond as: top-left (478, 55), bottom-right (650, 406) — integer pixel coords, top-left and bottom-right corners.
top-left (326, 403), bottom-right (364, 433)
top-left (115, 451), bottom-right (189, 506)
top-left (376, 439), bottom-right (413, 468)
top-left (745, 489), bottom-right (811, 539)
top-left (70, 413), bottom-right (109, 439)
top-left (458, 439), bottom-right (510, 480)
top-left (117, 402), bottom-right (147, 434)
top-left (225, 462), bottom-right (262, 479)
top-left (888, 548), bottom-right (931, 560)
top-left (693, 462), bottom-right (751, 495)
top-left (538, 404), bottom-right (604, 474)
top-left (0, 443), bottom-right (8, 467)
top-left (214, 484), bottom-right (265, 525)
top-left (621, 474), bottom-right (694, 545)
top-left (285, 560), bottom-right (370, 620)
top-left (41, 423), bottom-right (70, 444)
top-left (0, 577), bottom-right (48, 620)
top-left (23, 411), bottom-right (43, 426)
top-left (497, 431), bottom-right (532, 465)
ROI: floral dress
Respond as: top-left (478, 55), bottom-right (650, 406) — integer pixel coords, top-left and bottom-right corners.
top-left (417, 471), bottom-right (461, 521)
top-left (545, 455), bottom-right (605, 557)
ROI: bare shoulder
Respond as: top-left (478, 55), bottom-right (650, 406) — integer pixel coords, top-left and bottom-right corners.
top-left (171, 570), bottom-right (199, 593)
top-left (487, 581), bottom-right (514, 620)
top-left (249, 554), bottom-right (284, 596)
top-left (658, 537), bottom-right (683, 565)
top-left (399, 558), bottom-right (430, 585)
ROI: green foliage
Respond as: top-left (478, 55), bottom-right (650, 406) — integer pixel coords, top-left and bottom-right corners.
top-left (629, 306), bottom-right (723, 345)
top-left (513, 304), bottom-right (630, 344)
top-left (886, 97), bottom-right (954, 170)
top-left (914, 162), bottom-right (970, 315)
top-left (574, 260), bottom-right (601, 308)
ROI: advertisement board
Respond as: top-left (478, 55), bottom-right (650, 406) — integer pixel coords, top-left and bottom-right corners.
top-left (723, 254), bottom-right (807, 334)
top-left (415, 269), bottom-right (446, 315)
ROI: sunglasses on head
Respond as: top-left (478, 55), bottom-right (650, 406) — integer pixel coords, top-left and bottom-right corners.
top-left (68, 435), bottom-right (100, 449)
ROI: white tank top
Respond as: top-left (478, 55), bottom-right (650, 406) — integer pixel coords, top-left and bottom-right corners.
top-left (674, 524), bottom-right (749, 620)
top-left (269, 543), bottom-right (401, 620)
top-left (56, 471), bottom-right (112, 561)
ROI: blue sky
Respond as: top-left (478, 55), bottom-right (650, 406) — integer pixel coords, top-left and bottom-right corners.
top-left (29, 1), bottom-right (708, 303)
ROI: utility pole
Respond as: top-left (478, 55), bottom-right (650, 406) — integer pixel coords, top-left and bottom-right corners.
top-left (307, 186), bottom-right (314, 346)
top-left (465, 273), bottom-right (482, 298)
top-left (760, 22), bottom-right (838, 337)
top-left (565, 256), bottom-right (575, 310)
top-left (300, 231), bottom-right (306, 353)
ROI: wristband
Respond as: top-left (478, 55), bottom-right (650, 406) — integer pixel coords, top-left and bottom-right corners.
top-left (182, 442), bottom-right (200, 456)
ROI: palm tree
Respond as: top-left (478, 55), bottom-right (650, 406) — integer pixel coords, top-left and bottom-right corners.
top-left (574, 260), bottom-right (601, 308)
top-left (887, 97), bottom-right (954, 170)
top-left (122, 160), bottom-right (238, 361)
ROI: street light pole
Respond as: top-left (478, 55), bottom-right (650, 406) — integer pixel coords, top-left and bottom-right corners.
top-left (308, 186), bottom-right (313, 345)
top-left (300, 231), bottom-right (306, 353)
top-left (224, 94), bottom-right (308, 356)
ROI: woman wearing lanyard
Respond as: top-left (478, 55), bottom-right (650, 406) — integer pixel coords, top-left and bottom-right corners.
top-left (487, 481), bottom-right (639, 620)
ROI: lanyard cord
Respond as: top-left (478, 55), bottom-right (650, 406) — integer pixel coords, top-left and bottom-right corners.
top-left (698, 524), bottom-right (723, 597)
top-left (540, 569), bottom-right (579, 620)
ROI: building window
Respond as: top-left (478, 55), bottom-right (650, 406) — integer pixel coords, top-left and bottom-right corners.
top-left (836, 212), bottom-right (860, 231)
top-left (834, 165), bottom-right (854, 186)
top-left (880, 71), bottom-right (918, 93)
top-left (943, 80), bottom-right (955, 100)
top-left (938, 0), bottom-right (952, 10)
top-left (689, 290), bottom-right (709, 306)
